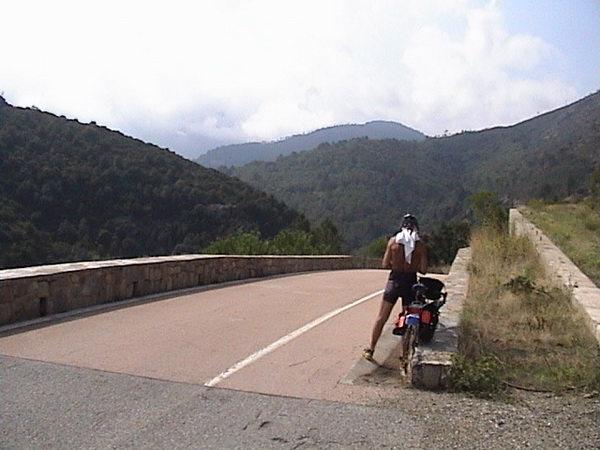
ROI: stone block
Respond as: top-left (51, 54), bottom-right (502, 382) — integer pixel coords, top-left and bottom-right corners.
top-left (0, 303), bottom-right (13, 325)
top-left (12, 297), bottom-right (38, 322)
top-left (36, 280), bottom-right (50, 298)
top-left (0, 281), bottom-right (14, 304)
top-left (412, 351), bottom-right (453, 390)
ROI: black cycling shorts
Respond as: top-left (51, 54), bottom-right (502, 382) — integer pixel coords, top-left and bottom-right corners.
top-left (382, 272), bottom-right (417, 307)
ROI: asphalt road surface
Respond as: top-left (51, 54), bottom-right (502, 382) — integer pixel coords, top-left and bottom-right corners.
top-left (0, 269), bottom-right (396, 401)
top-left (1, 269), bottom-right (421, 448)
top-left (3, 269), bottom-right (598, 449)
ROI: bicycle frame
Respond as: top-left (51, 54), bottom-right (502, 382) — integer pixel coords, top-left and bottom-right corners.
top-left (399, 280), bottom-right (446, 375)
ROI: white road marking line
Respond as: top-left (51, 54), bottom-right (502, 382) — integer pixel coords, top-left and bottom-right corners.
top-left (204, 289), bottom-right (384, 387)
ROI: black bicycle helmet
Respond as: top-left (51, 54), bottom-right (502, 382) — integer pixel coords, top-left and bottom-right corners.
top-left (401, 213), bottom-right (419, 230)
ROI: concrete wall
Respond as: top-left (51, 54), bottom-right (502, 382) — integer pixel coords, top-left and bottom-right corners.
top-left (0, 255), bottom-right (380, 326)
top-left (510, 209), bottom-right (600, 345)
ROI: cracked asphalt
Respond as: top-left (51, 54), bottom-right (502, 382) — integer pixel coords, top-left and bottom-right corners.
top-left (2, 355), bottom-right (426, 449)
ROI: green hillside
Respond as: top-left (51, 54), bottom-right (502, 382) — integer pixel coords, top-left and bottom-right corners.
top-left (230, 138), bottom-right (463, 249)
top-left (424, 91), bottom-right (600, 199)
top-left (0, 97), bottom-right (301, 269)
top-left (231, 92), bottom-right (600, 249)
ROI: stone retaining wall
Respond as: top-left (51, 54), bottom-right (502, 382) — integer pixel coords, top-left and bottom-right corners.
top-left (510, 209), bottom-right (600, 345)
top-left (0, 255), bottom-right (380, 326)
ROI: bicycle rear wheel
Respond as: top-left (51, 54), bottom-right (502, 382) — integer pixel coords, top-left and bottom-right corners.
top-left (401, 324), bottom-right (417, 374)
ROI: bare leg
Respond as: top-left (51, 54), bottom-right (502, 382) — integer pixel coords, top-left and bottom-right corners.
top-left (368, 299), bottom-right (395, 351)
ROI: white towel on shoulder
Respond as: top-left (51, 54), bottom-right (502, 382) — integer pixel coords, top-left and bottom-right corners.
top-left (395, 229), bottom-right (420, 264)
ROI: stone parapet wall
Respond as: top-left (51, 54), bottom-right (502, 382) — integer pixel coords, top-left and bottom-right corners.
top-left (510, 209), bottom-right (600, 345)
top-left (0, 255), bottom-right (380, 326)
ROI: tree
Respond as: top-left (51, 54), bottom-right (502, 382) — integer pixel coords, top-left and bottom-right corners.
top-left (203, 232), bottom-right (269, 255)
top-left (313, 218), bottom-right (343, 254)
top-left (57, 220), bottom-right (79, 244)
top-left (589, 165), bottom-right (600, 210)
top-left (270, 229), bottom-right (321, 255)
top-left (360, 236), bottom-right (388, 259)
top-left (470, 191), bottom-right (508, 231)
top-left (426, 220), bottom-right (471, 267)
top-left (202, 224), bottom-right (340, 256)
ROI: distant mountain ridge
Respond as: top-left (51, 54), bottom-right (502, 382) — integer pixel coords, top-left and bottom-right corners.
top-left (196, 120), bottom-right (426, 168)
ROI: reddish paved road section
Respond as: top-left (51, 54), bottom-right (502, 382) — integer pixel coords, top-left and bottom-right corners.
top-left (0, 269), bottom-right (406, 403)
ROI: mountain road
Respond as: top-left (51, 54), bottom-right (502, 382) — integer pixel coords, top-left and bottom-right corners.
top-left (2, 269), bottom-right (598, 449)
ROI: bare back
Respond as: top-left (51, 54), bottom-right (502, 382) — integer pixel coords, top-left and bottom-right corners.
top-left (382, 237), bottom-right (428, 274)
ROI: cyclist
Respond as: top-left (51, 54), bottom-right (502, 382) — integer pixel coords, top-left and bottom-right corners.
top-left (363, 214), bottom-right (428, 360)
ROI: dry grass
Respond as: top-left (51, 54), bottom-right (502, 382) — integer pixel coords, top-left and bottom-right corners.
top-left (457, 227), bottom-right (600, 393)
top-left (521, 202), bottom-right (600, 286)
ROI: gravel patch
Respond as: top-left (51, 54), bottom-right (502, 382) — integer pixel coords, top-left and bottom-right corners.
top-left (354, 363), bottom-right (600, 449)
top-left (373, 387), bottom-right (600, 449)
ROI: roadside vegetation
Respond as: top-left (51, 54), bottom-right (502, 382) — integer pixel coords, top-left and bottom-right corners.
top-left (204, 214), bottom-right (470, 270)
top-left (449, 195), bottom-right (600, 396)
top-left (203, 217), bottom-right (343, 255)
top-left (520, 201), bottom-right (600, 287)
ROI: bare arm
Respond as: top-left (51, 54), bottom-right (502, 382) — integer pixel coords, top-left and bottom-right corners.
top-left (382, 238), bottom-right (393, 269)
top-left (418, 243), bottom-right (428, 274)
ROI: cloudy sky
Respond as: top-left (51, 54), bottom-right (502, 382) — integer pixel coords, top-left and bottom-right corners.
top-left (2, 0), bottom-right (599, 159)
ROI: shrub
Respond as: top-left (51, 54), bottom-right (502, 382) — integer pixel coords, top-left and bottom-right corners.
top-left (448, 354), bottom-right (503, 396)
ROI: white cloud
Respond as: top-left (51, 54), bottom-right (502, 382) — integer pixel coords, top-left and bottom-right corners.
top-left (399, 1), bottom-right (576, 135)
top-left (0, 0), bottom-right (589, 157)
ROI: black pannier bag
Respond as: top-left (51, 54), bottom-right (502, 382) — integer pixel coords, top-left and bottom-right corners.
top-left (418, 276), bottom-right (445, 300)
top-left (417, 277), bottom-right (446, 343)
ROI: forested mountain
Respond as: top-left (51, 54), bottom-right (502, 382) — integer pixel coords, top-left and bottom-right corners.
top-left (196, 120), bottom-right (425, 168)
top-left (0, 97), bottom-right (301, 269)
top-left (230, 92), bottom-right (600, 250)
top-left (2, 90), bottom-right (597, 268)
